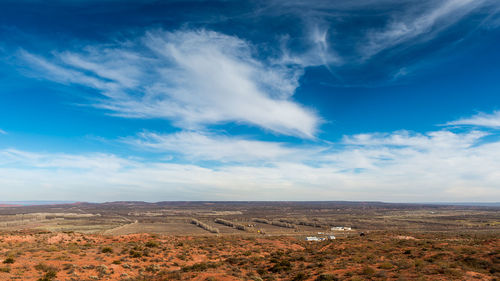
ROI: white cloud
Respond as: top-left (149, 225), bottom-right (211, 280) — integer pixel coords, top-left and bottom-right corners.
top-left (18, 29), bottom-right (320, 138)
top-left (1, 128), bottom-right (500, 202)
top-left (278, 24), bottom-right (341, 68)
top-left (0, 149), bottom-right (135, 170)
top-left (0, 129), bottom-right (6, 135)
top-left (361, 0), bottom-right (486, 58)
top-left (342, 130), bottom-right (487, 149)
top-left (446, 111), bottom-right (500, 128)
top-left (127, 131), bottom-right (323, 163)
top-left (262, 0), bottom-right (499, 65)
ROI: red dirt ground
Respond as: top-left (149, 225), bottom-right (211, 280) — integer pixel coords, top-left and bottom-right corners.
top-left (0, 231), bottom-right (498, 280)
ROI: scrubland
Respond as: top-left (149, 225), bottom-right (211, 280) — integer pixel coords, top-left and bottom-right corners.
top-left (0, 202), bottom-right (497, 280)
top-left (0, 231), bottom-right (498, 280)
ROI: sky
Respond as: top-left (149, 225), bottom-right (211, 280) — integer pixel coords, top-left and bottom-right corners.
top-left (0, 0), bottom-right (500, 202)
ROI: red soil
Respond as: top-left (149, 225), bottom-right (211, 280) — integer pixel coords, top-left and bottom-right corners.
top-left (0, 231), bottom-right (497, 280)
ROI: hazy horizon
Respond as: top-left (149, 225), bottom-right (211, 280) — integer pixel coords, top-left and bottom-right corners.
top-left (0, 201), bottom-right (499, 207)
top-left (1, 0), bottom-right (500, 201)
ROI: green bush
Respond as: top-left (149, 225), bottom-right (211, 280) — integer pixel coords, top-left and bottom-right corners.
top-left (315, 274), bottom-right (339, 281)
top-left (181, 262), bottom-right (219, 272)
top-left (101, 247), bottom-right (113, 254)
top-left (292, 272), bottom-right (309, 281)
top-left (360, 266), bottom-right (376, 276)
top-left (461, 256), bottom-right (491, 271)
top-left (379, 262), bottom-right (394, 269)
top-left (34, 263), bottom-right (58, 273)
top-left (268, 260), bottom-right (292, 273)
top-left (130, 250), bottom-right (142, 258)
top-left (37, 270), bottom-right (57, 281)
top-left (145, 241), bottom-right (159, 248)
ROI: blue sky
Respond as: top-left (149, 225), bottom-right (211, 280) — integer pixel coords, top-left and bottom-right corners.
top-left (1, 0), bottom-right (500, 202)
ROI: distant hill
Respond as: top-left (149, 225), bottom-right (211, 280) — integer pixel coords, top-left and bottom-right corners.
top-left (0, 201), bottom-right (77, 206)
top-left (423, 202), bottom-right (500, 207)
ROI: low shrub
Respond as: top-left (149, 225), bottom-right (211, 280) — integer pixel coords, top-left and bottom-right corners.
top-left (379, 262), bottom-right (394, 269)
top-left (360, 266), bottom-right (376, 276)
top-left (181, 262), bottom-right (219, 272)
top-left (37, 270), bottom-right (57, 281)
top-left (101, 247), bottom-right (113, 254)
top-left (315, 274), bottom-right (339, 281)
top-left (145, 241), bottom-right (159, 248)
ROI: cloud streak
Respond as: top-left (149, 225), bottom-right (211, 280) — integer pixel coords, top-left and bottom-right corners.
top-left (126, 131), bottom-right (324, 163)
top-left (4, 1), bottom-right (500, 202)
top-left (18, 29), bottom-right (320, 138)
top-left (1, 127), bottom-right (499, 202)
top-left (361, 0), bottom-right (486, 59)
top-left (260, 0), bottom-right (500, 82)
top-left (447, 111), bottom-right (500, 128)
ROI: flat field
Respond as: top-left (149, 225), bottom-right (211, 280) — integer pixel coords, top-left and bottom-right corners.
top-left (0, 201), bottom-right (498, 280)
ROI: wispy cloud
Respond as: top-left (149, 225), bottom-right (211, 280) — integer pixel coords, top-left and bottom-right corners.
top-left (342, 130), bottom-right (487, 149)
top-left (126, 131), bottom-right (323, 163)
top-left (1, 126), bottom-right (499, 202)
top-left (278, 24), bottom-right (341, 69)
top-left (260, 0), bottom-right (500, 82)
top-left (0, 149), bottom-right (135, 170)
top-left (18, 29), bottom-right (320, 138)
top-left (361, 0), bottom-right (486, 59)
top-left (3, 1), bottom-right (500, 202)
top-left (447, 111), bottom-right (500, 128)
top-left (0, 129), bottom-right (6, 135)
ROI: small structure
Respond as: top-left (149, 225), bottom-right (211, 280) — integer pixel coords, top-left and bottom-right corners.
top-left (305, 236), bottom-right (320, 241)
top-left (331, 226), bottom-right (352, 231)
top-left (328, 235), bottom-right (336, 240)
top-left (306, 236), bottom-right (328, 241)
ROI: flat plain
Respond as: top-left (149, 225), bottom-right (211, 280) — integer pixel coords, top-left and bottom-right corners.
top-left (0, 201), bottom-right (498, 280)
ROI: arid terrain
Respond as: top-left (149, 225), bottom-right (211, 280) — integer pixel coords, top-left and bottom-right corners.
top-left (0, 202), bottom-right (498, 280)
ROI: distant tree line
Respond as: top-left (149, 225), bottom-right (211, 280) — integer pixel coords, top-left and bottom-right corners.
top-left (214, 218), bottom-right (247, 231)
top-left (191, 218), bottom-right (219, 233)
top-left (252, 218), bottom-right (296, 229)
top-left (279, 218), bottom-right (323, 228)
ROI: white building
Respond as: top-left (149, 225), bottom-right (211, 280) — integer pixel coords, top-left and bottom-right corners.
top-left (305, 236), bottom-right (320, 241)
top-left (331, 226), bottom-right (352, 231)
